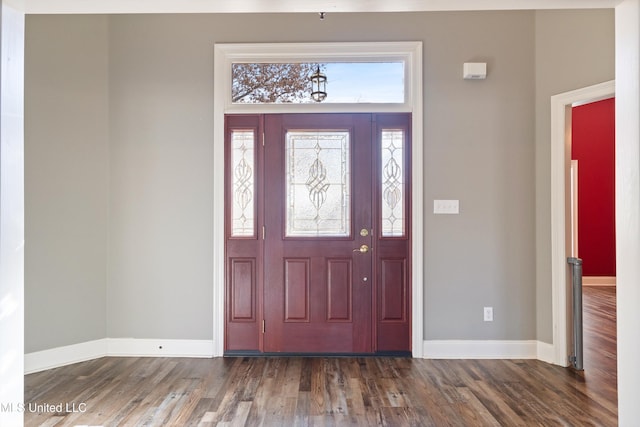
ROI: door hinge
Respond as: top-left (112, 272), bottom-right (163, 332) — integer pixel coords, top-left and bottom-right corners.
top-left (262, 319), bottom-right (265, 333)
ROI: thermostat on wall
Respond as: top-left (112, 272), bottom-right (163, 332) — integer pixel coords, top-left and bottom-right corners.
top-left (463, 62), bottom-right (487, 80)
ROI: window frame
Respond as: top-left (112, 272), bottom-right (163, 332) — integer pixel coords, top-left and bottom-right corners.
top-left (216, 42), bottom-right (420, 114)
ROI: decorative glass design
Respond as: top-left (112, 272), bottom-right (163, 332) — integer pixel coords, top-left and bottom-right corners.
top-left (381, 130), bottom-right (405, 237)
top-left (231, 130), bottom-right (255, 237)
top-left (286, 131), bottom-right (350, 237)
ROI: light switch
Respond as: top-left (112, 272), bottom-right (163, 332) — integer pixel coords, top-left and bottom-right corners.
top-left (434, 199), bottom-right (459, 214)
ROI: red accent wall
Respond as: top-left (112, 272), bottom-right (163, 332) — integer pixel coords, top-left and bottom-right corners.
top-left (571, 98), bottom-right (615, 277)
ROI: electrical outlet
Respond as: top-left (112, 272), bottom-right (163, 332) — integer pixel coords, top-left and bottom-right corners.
top-left (483, 307), bottom-right (493, 322)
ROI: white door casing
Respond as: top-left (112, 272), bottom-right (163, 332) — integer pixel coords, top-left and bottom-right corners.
top-left (212, 42), bottom-right (424, 357)
top-left (550, 80), bottom-right (615, 366)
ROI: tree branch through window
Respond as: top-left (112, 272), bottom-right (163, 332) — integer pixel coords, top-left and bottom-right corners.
top-left (232, 63), bottom-right (323, 103)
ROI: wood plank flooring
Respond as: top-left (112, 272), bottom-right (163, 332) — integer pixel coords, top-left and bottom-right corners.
top-left (24, 287), bottom-right (617, 426)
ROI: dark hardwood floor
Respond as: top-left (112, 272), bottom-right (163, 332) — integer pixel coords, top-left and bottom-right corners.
top-left (582, 286), bottom-right (617, 416)
top-left (24, 287), bottom-right (617, 426)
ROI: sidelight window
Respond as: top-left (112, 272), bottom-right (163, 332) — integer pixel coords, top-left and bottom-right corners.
top-left (230, 130), bottom-right (256, 237)
top-left (381, 129), bottom-right (405, 237)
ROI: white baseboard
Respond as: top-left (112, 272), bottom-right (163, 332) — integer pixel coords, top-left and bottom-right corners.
top-left (423, 340), bottom-right (542, 360)
top-left (25, 338), bottom-right (214, 374)
top-left (27, 338), bottom-right (558, 374)
top-left (536, 341), bottom-right (556, 364)
top-left (106, 338), bottom-right (214, 358)
top-left (583, 276), bottom-right (616, 286)
top-left (25, 339), bottom-right (107, 374)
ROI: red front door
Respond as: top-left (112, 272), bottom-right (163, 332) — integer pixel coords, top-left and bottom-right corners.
top-left (263, 114), bottom-right (373, 353)
top-left (225, 113), bottom-right (411, 354)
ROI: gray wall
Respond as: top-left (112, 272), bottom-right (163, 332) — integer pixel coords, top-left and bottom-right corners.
top-left (25, 15), bottom-right (109, 352)
top-left (107, 15), bottom-right (214, 339)
top-left (421, 12), bottom-right (536, 340)
top-left (534, 9), bottom-right (615, 343)
top-left (25, 10), bottom-right (614, 352)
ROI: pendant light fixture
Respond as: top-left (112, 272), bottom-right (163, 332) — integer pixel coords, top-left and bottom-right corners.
top-left (310, 65), bottom-right (327, 102)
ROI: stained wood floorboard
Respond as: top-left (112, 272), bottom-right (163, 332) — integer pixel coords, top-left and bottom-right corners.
top-left (24, 287), bottom-right (617, 426)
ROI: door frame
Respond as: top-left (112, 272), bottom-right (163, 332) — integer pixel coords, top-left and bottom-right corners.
top-left (570, 159), bottom-right (579, 258)
top-left (549, 79), bottom-right (615, 366)
top-left (213, 41), bottom-right (424, 357)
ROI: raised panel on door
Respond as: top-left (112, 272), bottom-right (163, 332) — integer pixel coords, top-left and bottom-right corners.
top-left (380, 258), bottom-right (407, 322)
top-left (229, 258), bottom-right (256, 321)
top-left (284, 258), bottom-right (310, 322)
top-left (327, 258), bottom-right (353, 322)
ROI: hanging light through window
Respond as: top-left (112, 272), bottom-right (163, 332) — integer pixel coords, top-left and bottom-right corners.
top-left (310, 65), bottom-right (327, 102)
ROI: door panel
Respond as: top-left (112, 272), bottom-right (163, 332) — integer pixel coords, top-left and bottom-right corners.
top-left (380, 258), bottom-right (407, 321)
top-left (225, 113), bottom-right (411, 354)
top-left (284, 258), bottom-right (310, 321)
top-left (229, 258), bottom-right (257, 321)
top-left (327, 259), bottom-right (353, 321)
top-left (263, 114), bottom-right (373, 353)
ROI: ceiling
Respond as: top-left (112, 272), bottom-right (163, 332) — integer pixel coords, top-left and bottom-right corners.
top-left (22, 0), bottom-right (621, 14)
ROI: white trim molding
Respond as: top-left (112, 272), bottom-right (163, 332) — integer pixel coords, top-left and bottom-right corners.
top-left (615, 2), bottom-right (640, 423)
top-left (26, 338), bottom-right (557, 375)
top-left (0, 5), bottom-right (26, 427)
top-left (25, 339), bottom-right (108, 374)
top-left (423, 340), bottom-right (545, 360)
top-left (106, 338), bottom-right (214, 358)
top-left (536, 341), bottom-right (556, 364)
top-left (582, 276), bottom-right (616, 286)
top-left (550, 80), bottom-right (615, 367)
top-left (216, 42), bottom-right (420, 115)
top-left (213, 41), bottom-right (424, 357)
top-left (22, 0), bottom-right (622, 15)
top-left (25, 339), bottom-right (215, 374)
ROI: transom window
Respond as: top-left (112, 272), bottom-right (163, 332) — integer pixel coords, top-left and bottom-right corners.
top-left (232, 62), bottom-right (405, 104)
top-left (215, 41), bottom-right (421, 114)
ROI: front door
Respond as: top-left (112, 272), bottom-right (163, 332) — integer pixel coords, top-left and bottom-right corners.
top-left (224, 113), bottom-right (411, 354)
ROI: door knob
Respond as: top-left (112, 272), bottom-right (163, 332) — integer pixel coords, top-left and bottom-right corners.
top-left (353, 244), bottom-right (369, 254)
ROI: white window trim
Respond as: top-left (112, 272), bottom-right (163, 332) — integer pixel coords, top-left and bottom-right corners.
top-left (217, 41), bottom-right (419, 114)
top-left (212, 41), bottom-right (424, 357)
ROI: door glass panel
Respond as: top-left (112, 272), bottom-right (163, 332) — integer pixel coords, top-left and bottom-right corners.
top-left (231, 130), bottom-right (256, 237)
top-left (381, 130), bottom-right (405, 237)
top-left (286, 131), bottom-right (350, 237)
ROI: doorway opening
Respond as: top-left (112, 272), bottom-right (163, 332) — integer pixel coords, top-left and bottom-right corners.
top-left (570, 97), bottom-right (616, 379)
top-left (570, 98), bottom-right (616, 286)
top-left (550, 80), bottom-right (615, 367)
